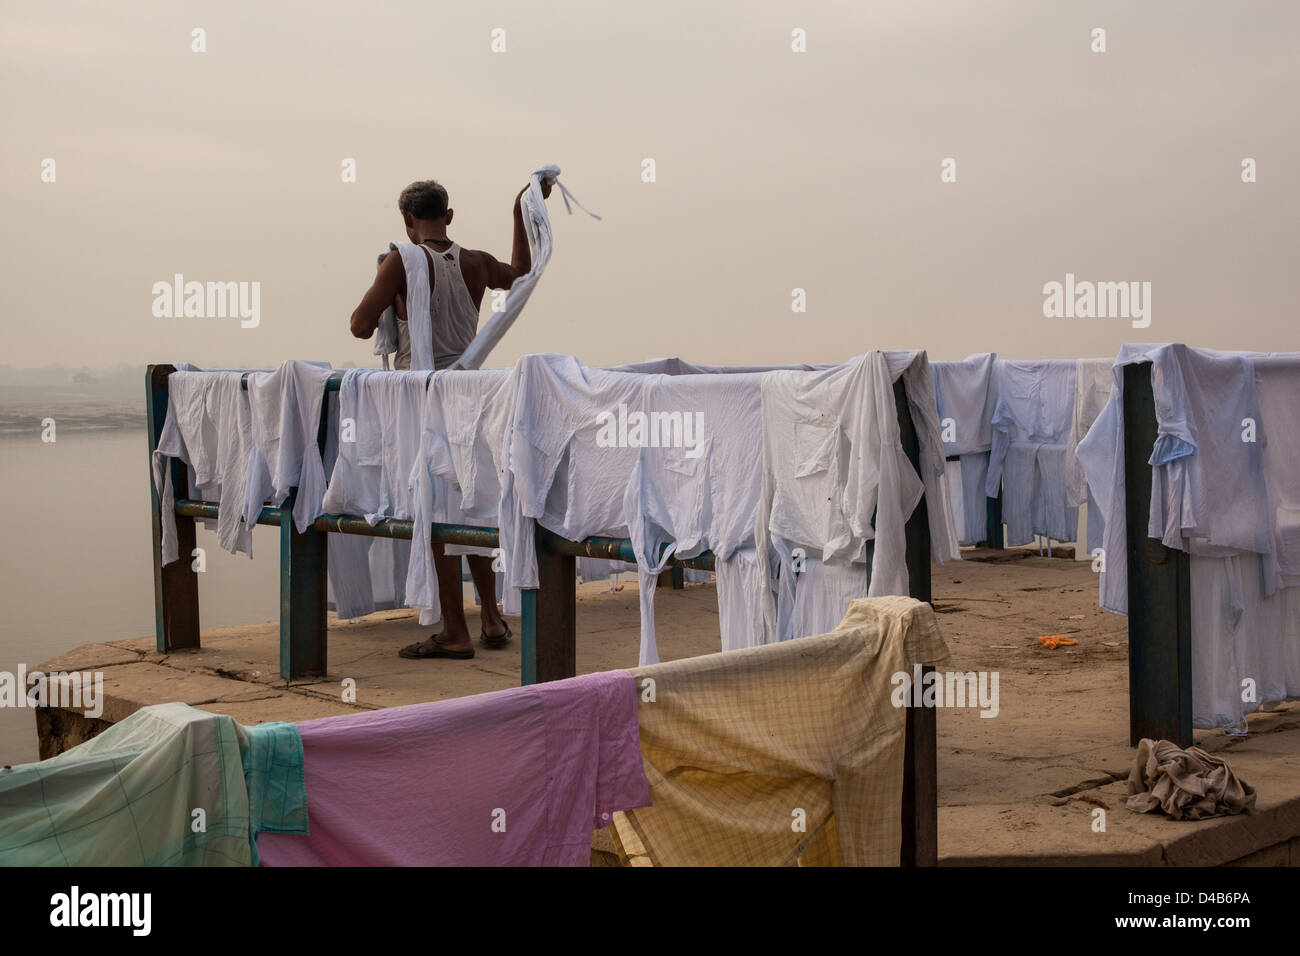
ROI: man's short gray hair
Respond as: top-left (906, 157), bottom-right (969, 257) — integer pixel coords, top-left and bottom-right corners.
top-left (398, 180), bottom-right (449, 220)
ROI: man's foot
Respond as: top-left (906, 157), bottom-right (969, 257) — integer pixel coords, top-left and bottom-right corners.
top-left (398, 635), bottom-right (475, 660)
top-left (480, 620), bottom-right (513, 650)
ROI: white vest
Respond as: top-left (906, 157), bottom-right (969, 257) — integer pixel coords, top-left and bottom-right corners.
top-left (384, 241), bottom-right (479, 371)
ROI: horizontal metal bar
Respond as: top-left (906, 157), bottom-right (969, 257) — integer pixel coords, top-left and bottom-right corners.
top-left (314, 514), bottom-right (499, 548)
top-left (313, 513), bottom-right (414, 539)
top-left (238, 370), bottom-right (347, 392)
top-left (174, 499), bottom-right (498, 548)
top-left (660, 552), bottom-right (715, 572)
top-left (426, 522), bottom-right (499, 548)
top-left (177, 499), bottom-right (282, 526)
top-left (236, 369), bottom-right (438, 392)
top-left (177, 499), bottom-right (708, 568)
top-left (537, 527), bottom-right (716, 571)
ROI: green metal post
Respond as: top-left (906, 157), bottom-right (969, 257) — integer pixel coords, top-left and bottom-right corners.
top-left (146, 365), bottom-right (200, 653)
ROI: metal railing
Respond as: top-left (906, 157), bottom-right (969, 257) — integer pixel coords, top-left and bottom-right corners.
top-left (146, 363), bottom-right (939, 865)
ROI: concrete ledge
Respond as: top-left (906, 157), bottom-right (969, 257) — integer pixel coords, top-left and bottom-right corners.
top-left (30, 559), bottom-right (1300, 867)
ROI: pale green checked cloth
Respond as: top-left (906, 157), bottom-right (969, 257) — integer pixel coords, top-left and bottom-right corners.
top-left (0, 702), bottom-right (306, 866)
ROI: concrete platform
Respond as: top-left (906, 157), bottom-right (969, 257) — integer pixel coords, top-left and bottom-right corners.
top-left (34, 553), bottom-right (1300, 866)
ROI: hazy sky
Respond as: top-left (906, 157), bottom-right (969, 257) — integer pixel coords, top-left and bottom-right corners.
top-left (3, 0), bottom-right (1298, 372)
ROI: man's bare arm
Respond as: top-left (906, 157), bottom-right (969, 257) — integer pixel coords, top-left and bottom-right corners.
top-left (350, 251), bottom-right (405, 339)
top-left (484, 181), bottom-right (552, 289)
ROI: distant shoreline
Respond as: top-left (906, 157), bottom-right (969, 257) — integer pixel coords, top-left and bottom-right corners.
top-left (0, 396), bottom-right (144, 436)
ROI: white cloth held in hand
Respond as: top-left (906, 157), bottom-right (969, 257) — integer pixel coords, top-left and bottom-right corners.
top-left (451, 165), bottom-right (599, 371)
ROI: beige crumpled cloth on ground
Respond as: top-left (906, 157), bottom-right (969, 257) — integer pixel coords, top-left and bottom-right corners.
top-left (1126, 737), bottom-right (1256, 820)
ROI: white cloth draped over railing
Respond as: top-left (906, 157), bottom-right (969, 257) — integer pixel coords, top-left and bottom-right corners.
top-left (1076, 343), bottom-right (1300, 729)
top-left (153, 350), bottom-right (959, 668)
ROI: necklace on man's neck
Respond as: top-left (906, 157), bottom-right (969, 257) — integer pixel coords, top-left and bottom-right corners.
top-left (422, 237), bottom-right (453, 246)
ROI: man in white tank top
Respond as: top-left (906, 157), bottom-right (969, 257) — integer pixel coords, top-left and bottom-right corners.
top-left (349, 178), bottom-right (552, 659)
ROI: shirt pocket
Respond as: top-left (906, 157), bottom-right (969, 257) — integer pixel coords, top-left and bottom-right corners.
top-left (793, 420), bottom-right (838, 478)
top-left (663, 438), bottom-right (710, 477)
top-left (443, 390), bottom-right (480, 447)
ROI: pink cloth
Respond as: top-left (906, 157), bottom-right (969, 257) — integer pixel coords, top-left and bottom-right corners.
top-left (258, 670), bottom-right (650, 866)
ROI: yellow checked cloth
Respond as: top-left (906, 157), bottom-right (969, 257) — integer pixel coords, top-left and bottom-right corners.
top-left (610, 596), bottom-right (950, 866)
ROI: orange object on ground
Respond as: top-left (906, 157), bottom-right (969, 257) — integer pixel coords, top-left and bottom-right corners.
top-left (1037, 635), bottom-right (1078, 650)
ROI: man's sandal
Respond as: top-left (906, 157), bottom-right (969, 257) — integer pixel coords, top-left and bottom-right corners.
top-left (480, 621), bottom-right (513, 650)
top-left (398, 636), bottom-right (475, 660)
